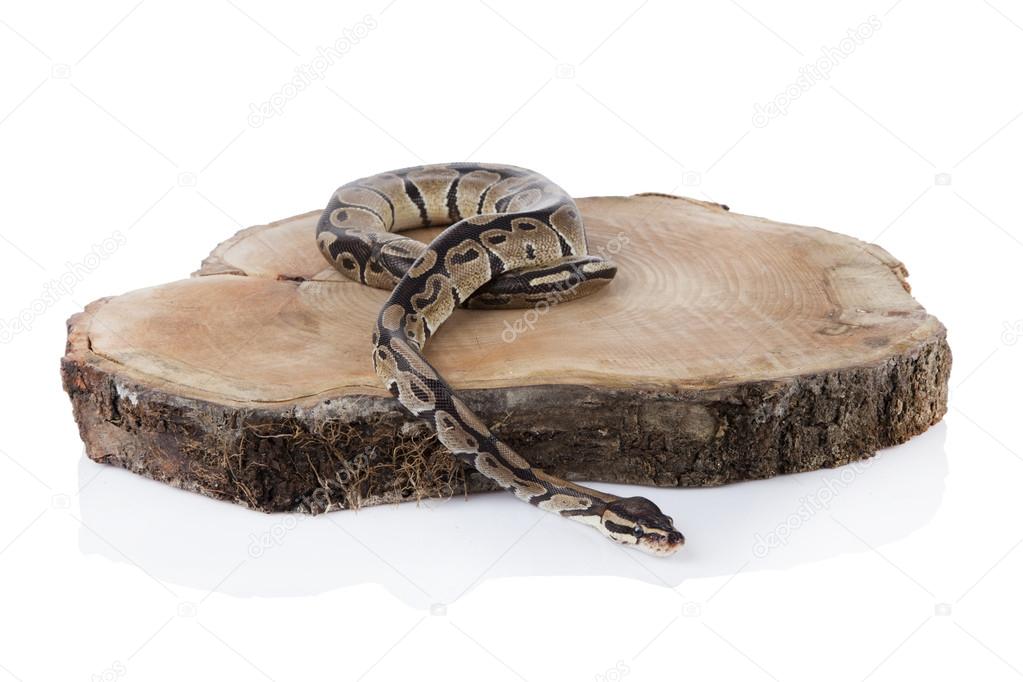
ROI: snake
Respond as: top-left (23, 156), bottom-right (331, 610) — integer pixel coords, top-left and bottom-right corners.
top-left (316, 163), bottom-right (684, 556)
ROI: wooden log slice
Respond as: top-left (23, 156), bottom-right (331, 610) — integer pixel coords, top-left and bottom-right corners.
top-left (61, 194), bottom-right (951, 512)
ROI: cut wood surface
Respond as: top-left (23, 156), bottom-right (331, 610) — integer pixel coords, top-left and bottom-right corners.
top-left (61, 194), bottom-right (951, 512)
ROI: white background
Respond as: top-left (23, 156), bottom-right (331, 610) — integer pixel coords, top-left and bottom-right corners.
top-left (1, 1), bottom-right (1021, 680)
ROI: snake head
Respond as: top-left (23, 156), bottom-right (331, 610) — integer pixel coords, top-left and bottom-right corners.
top-left (601, 497), bottom-right (684, 556)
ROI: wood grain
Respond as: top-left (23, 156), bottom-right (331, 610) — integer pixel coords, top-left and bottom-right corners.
top-left (62, 194), bottom-right (950, 512)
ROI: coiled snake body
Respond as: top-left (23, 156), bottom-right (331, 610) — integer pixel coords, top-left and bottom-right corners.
top-left (316, 163), bottom-right (684, 556)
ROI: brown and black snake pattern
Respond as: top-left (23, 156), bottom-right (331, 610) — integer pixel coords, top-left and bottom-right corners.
top-left (316, 163), bottom-right (684, 556)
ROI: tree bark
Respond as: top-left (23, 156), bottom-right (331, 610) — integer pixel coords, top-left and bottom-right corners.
top-left (61, 194), bottom-right (951, 513)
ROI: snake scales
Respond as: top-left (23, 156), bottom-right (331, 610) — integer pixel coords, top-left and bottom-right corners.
top-left (316, 163), bottom-right (684, 556)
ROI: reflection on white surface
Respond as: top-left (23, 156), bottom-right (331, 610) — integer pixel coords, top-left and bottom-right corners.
top-left (78, 423), bottom-right (947, 609)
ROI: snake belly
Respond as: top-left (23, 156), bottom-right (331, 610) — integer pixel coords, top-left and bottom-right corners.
top-left (316, 163), bottom-right (684, 556)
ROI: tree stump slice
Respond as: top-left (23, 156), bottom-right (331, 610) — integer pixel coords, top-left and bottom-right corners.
top-left (61, 194), bottom-right (951, 512)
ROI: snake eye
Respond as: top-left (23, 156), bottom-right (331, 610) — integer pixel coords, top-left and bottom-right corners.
top-left (633, 526), bottom-right (644, 538)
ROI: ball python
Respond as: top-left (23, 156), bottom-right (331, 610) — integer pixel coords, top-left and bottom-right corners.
top-left (316, 163), bottom-right (684, 556)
